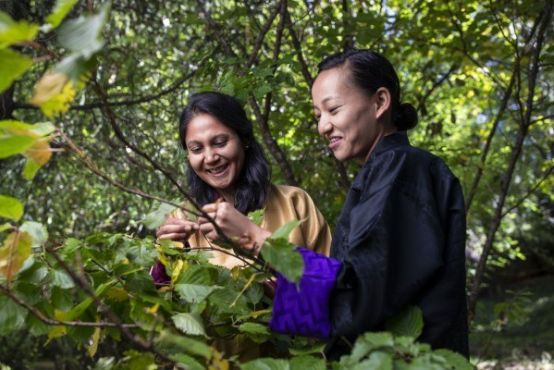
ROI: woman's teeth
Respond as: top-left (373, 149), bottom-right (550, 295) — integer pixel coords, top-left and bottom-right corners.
top-left (208, 164), bottom-right (228, 174)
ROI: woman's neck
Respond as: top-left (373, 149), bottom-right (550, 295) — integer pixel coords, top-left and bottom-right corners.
top-left (218, 189), bottom-right (235, 204)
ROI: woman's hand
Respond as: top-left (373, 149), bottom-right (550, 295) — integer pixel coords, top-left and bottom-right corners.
top-left (198, 201), bottom-right (270, 256)
top-left (156, 216), bottom-right (198, 242)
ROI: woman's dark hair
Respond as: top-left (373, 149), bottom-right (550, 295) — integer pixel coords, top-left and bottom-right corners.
top-left (179, 91), bottom-right (271, 214)
top-left (317, 48), bottom-right (418, 131)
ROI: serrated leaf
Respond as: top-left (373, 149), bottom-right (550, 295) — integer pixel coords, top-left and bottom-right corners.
top-left (352, 352), bottom-right (393, 370)
top-left (57, 3), bottom-right (109, 59)
top-left (433, 349), bottom-right (473, 370)
top-left (172, 313), bottom-right (206, 336)
top-left (343, 332), bottom-right (394, 365)
top-left (0, 48), bottom-right (32, 93)
top-left (143, 202), bottom-right (177, 230)
top-left (238, 322), bottom-right (270, 335)
top-left (0, 231), bottom-right (32, 281)
top-left (385, 306), bottom-right (424, 338)
top-left (91, 357), bottom-right (115, 370)
top-left (171, 354), bottom-right (205, 370)
top-left (269, 219), bottom-right (302, 241)
top-left (46, 0), bottom-right (78, 29)
top-left (20, 221), bottom-right (48, 248)
top-left (0, 195), bottom-right (23, 221)
top-left (174, 283), bottom-right (221, 303)
top-left (0, 12), bottom-right (39, 48)
top-left (155, 331), bottom-right (212, 358)
top-left (241, 358), bottom-right (290, 370)
top-left (260, 238), bottom-right (304, 283)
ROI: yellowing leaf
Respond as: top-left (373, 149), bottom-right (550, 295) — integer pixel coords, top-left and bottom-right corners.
top-left (25, 139), bottom-right (52, 166)
top-left (30, 72), bottom-right (76, 118)
top-left (88, 323), bottom-right (101, 357)
top-left (0, 230), bottom-right (32, 282)
top-left (105, 287), bottom-right (128, 301)
top-left (146, 303), bottom-right (160, 315)
top-left (171, 259), bottom-right (184, 285)
top-left (47, 310), bottom-right (68, 343)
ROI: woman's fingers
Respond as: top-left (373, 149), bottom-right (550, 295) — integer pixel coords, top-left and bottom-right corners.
top-left (157, 233), bottom-right (190, 241)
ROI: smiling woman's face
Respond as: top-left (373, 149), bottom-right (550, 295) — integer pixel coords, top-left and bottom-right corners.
top-left (185, 113), bottom-right (245, 193)
top-left (311, 66), bottom-right (382, 162)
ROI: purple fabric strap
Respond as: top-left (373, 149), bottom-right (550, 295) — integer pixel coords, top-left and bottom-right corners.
top-left (269, 247), bottom-right (342, 338)
top-left (150, 260), bottom-right (170, 286)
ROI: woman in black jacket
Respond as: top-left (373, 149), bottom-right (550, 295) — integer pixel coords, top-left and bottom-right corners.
top-left (201, 49), bottom-right (469, 358)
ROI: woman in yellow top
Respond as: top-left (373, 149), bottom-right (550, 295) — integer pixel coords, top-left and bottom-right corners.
top-left (154, 91), bottom-right (331, 271)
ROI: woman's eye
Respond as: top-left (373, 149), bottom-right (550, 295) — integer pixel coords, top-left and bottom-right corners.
top-left (213, 140), bottom-right (228, 147)
top-left (330, 106), bottom-right (340, 114)
top-left (188, 146), bottom-right (202, 154)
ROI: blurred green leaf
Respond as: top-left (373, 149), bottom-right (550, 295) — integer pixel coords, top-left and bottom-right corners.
top-left (46, 0), bottom-right (78, 29)
top-left (20, 221), bottom-right (48, 248)
top-left (143, 202), bottom-right (177, 230)
top-left (57, 3), bottom-right (110, 59)
top-left (0, 195), bottom-right (23, 221)
top-left (0, 12), bottom-right (39, 48)
top-left (0, 48), bottom-right (32, 93)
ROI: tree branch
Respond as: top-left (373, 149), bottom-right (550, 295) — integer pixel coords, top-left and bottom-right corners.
top-left (0, 284), bottom-right (139, 329)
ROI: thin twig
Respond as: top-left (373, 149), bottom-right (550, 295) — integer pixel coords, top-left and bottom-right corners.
top-left (0, 284), bottom-right (139, 329)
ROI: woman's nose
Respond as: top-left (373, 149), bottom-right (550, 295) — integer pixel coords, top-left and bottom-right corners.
top-left (205, 148), bottom-right (220, 163)
top-left (318, 116), bottom-right (332, 136)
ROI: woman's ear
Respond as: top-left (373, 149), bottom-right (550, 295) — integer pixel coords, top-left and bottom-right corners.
top-left (374, 87), bottom-right (392, 120)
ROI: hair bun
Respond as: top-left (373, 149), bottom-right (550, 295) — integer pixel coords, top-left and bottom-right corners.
top-left (396, 103), bottom-right (418, 131)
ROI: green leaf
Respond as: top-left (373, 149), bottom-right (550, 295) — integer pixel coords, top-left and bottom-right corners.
top-left (0, 195), bottom-right (23, 221)
top-left (155, 330), bottom-right (212, 358)
top-left (174, 283), bottom-right (221, 303)
top-left (0, 12), bottom-right (39, 48)
top-left (172, 313), bottom-right (206, 336)
top-left (142, 202), bottom-right (177, 230)
top-left (352, 352), bottom-right (393, 370)
top-left (0, 135), bottom-right (35, 159)
top-left (0, 295), bottom-right (27, 334)
top-left (57, 3), bottom-right (110, 59)
top-left (269, 219), bottom-right (302, 241)
top-left (22, 158), bottom-right (41, 180)
top-left (241, 358), bottom-right (290, 370)
top-left (260, 238), bottom-right (304, 283)
top-left (0, 231), bottom-right (32, 281)
top-left (46, 0), bottom-right (78, 29)
top-left (91, 357), bottom-right (116, 370)
top-left (433, 349), bottom-right (473, 370)
top-left (238, 322), bottom-right (271, 343)
top-left (385, 306), bottom-right (424, 338)
top-left (0, 48), bottom-right (32, 93)
top-left (171, 354), bottom-right (204, 370)
top-left (290, 356), bottom-right (326, 370)
top-left (50, 269), bottom-right (75, 289)
top-left (247, 209), bottom-right (264, 225)
top-left (20, 221), bottom-right (48, 248)
top-left (343, 332), bottom-right (394, 365)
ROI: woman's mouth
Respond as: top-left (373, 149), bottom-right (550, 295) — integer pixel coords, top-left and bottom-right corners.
top-left (207, 163), bottom-right (230, 177)
top-left (328, 136), bottom-right (342, 150)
